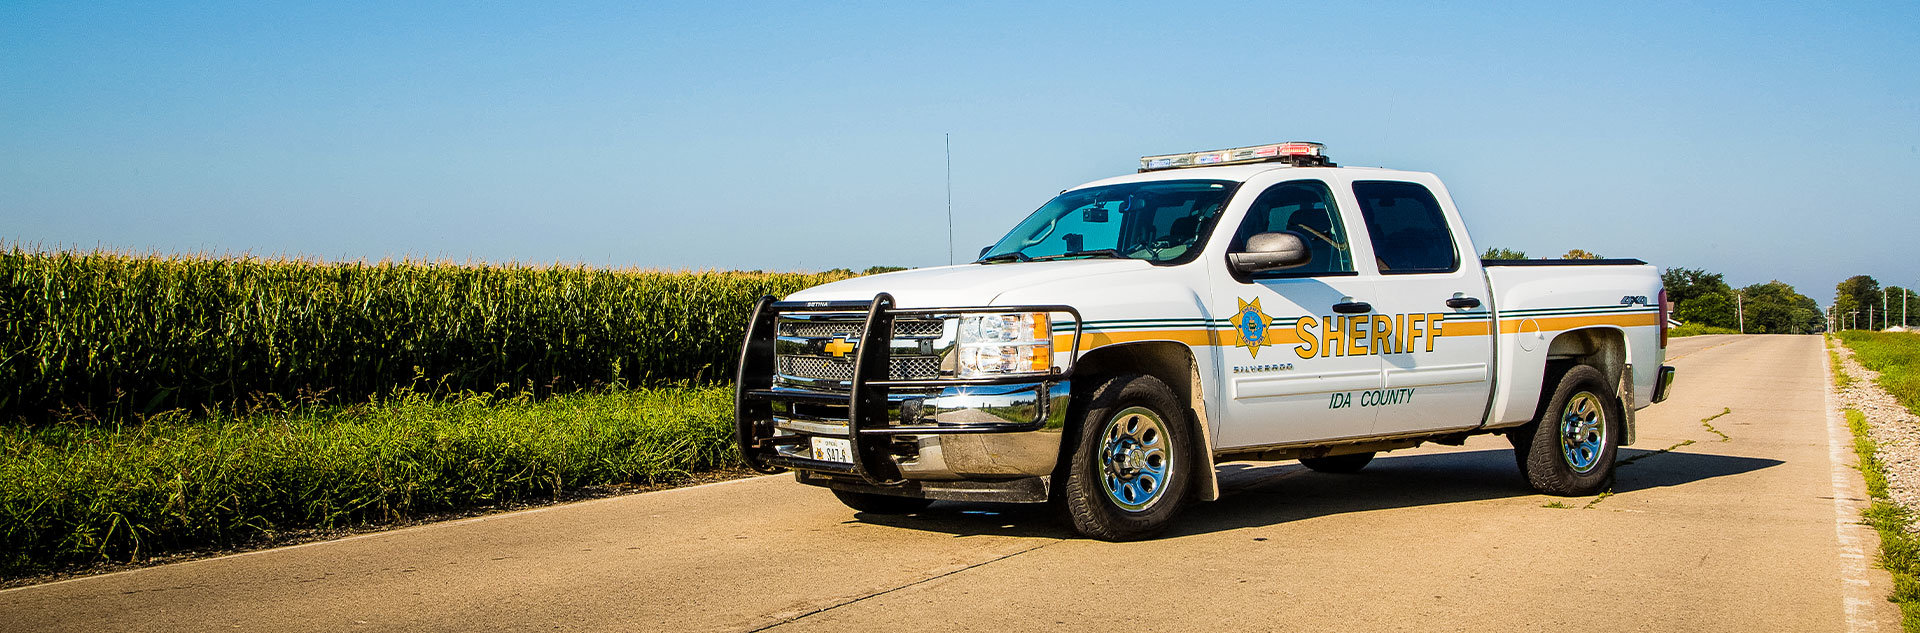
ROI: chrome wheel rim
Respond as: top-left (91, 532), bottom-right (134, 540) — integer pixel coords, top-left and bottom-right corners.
top-left (1099, 406), bottom-right (1172, 512)
top-left (1559, 391), bottom-right (1607, 473)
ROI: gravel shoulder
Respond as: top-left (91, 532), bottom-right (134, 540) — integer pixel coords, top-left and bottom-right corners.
top-left (1834, 342), bottom-right (1920, 524)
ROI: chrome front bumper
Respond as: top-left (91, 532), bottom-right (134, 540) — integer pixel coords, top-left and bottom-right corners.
top-left (764, 382), bottom-right (1072, 480)
top-left (733, 293), bottom-right (1081, 489)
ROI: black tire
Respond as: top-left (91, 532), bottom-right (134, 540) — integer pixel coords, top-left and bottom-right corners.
top-left (831, 489), bottom-right (934, 514)
top-left (1299, 452), bottom-right (1375, 474)
top-left (1058, 374), bottom-right (1195, 541)
top-left (1522, 365), bottom-right (1622, 496)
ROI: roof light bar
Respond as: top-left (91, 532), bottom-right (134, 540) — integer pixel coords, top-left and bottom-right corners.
top-left (1138, 141), bottom-right (1333, 172)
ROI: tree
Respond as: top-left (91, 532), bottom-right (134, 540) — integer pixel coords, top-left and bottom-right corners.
top-left (1662, 267), bottom-right (1738, 329)
top-left (1562, 249), bottom-right (1602, 260)
top-left (1739, 280), bottom-right (1823, 334)
top-left (1834, 275), bottom-right (1881, 330)
top-left (1889, 286), bottom-right (1920, 328)
top-left (1480, 247), bottom-right (1527, 260)
top-left (1674, 292), bottom-right (1735, 328)
top-left (1662, 267), bottom-right (1732, 305)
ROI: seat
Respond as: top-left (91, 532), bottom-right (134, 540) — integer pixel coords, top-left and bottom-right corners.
top-left (1167, 215), bottom-right (1199, 246)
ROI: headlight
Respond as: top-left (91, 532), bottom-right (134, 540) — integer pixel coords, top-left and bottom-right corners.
top-left (956, 313), bottom-right (1053, 377)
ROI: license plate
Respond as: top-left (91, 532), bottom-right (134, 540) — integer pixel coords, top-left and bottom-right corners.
top-left (810, 437), bottom-right (853, 463)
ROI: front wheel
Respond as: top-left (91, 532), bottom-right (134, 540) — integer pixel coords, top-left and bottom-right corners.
top-left (1058, 374), bottom-right (1195, 541)
top-left (1521, 365), bottom-right (1622, 496)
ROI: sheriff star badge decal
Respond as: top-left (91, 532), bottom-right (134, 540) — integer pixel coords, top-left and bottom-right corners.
top-left (1231, 297), bottom-right (1275, 357)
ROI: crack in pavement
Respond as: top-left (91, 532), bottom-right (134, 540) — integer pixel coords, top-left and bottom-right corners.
top-left (745, 538), bottom-right (1065, 632)
top-left (1585, 408), bottom-right (1730, 508)
top-left (1582, 490), bottom-right (1615, 510)
top-left (1700, 407), bottom-right (1733, 442)
top-left (1618, 438), bottom-right (1696, 468)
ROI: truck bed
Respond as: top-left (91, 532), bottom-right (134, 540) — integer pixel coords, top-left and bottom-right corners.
top-left (1482, 261), bottom-right (1665, 429)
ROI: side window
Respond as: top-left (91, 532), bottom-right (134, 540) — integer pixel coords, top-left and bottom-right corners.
top-left (1228, 180), bottom-right (1354, 275)
top-left (1353, 181), bottom-right (1458, 274)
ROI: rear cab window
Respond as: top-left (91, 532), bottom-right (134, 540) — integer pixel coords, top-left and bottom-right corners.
top-left (1352, 181), bottom-right (1458, 274)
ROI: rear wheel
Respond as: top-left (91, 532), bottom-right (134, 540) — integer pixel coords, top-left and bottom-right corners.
top-left (1521, 365), bottom-right (1621, 496)
top-left (1059, 374), bottom-right (1194, 541)
top-left (831, 489), bottom-right (934, 514)
top-left (1299, 452), bottom-right (1375, 473)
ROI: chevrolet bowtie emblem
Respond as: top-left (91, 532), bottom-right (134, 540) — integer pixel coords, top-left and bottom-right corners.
top-left (824, 337), bottom-right (855, 358)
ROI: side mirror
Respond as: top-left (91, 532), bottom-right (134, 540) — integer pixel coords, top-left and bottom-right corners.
top-left (1228, 231), bottom-right (1311, 273)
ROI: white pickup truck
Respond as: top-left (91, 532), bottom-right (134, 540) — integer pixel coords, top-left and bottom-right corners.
top-left (734, 141), bottom-right (1675, 540)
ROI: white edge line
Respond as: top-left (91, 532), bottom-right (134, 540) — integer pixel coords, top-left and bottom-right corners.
top-left (0, 473), bottom-right (787, 595)
top-left (1826, 343), bottom-right (1881, 632)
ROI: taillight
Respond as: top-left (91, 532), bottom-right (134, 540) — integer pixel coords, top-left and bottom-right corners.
top-left (1658, 288), bottom-right (1670, 348)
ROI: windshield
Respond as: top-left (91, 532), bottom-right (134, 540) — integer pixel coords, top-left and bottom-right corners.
top-left (978, 180), bottom-right (1239, 264)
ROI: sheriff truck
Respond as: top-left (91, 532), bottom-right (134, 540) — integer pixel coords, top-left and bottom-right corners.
top-left (734, 141), bottom-right (1675, 540)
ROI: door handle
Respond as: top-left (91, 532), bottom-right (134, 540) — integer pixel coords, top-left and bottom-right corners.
top-left (1446, 297), bottom-right (1482, 309)
top-left (1332, 301), bottom-right (1373, 314)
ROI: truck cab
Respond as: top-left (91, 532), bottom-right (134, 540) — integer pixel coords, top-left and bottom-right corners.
top-left (735, 142), bottom-right (1674, 540)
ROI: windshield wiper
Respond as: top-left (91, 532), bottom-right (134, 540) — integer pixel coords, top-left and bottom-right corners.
top-left (1028, 249), bottom-right (1124, 262)
top-left (976, 252), bottom-right (1030, 264)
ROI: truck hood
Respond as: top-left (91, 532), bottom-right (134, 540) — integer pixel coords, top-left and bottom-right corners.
top-left (787, 260), bottom-right (1150, 307)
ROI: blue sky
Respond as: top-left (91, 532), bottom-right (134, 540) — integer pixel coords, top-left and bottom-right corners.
top-left (4, 1), bottom-right (1916, 302)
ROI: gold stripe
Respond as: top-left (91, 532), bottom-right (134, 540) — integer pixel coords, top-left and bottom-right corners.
top-left (1437, 320), bottom-right (1491, 336)
top-left (1499, 313), bottom-right (1660, 333)
top-left (1049, 313), bottom-right (1653, 353)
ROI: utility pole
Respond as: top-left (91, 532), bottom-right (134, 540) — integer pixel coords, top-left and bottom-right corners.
top-left (1887, 287), bottom-right (1893, 330)
top-left (1851, 310), bottom-right (1859, 330)
top-left (1737, 290), bottom-right (1744, 334)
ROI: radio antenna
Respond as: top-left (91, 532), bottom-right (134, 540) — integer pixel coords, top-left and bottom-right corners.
top-left (946, 133), bottom-right (954, 266)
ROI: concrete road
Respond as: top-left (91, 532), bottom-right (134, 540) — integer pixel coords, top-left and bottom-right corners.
top-left (2, 335), bottom-right (1898, 632)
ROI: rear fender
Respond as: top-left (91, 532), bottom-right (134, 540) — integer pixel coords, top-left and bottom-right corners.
top-left (1546, 326), bottom-right (1633, 445)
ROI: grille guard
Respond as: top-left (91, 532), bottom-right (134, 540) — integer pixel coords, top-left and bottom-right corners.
top-left (733, 292), bottom-right (1083, 486)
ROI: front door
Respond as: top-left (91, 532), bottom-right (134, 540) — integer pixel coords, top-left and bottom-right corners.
top-left (1209, 179), bottom-right (1382, 449)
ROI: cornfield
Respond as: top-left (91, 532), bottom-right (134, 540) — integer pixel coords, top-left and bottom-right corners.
top-left (0, 247), bottom-right (850, 423)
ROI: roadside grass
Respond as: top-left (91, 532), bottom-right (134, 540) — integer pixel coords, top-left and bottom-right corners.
top-left (1834, 332), bottom-right (1920, 628)
top-left (1670, 323), bottom-right (1740, 337)
top-left (0, 384), bottom-right (737, 578)
top-left (1839, 331), bottom-right (1920, 415)
top-left (1832, 335), bottom-right (1857, 389)
top-left (1845, 408), bottom-right (1920, 628)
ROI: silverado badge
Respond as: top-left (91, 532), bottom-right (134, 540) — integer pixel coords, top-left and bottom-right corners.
top-left (1230, 297), bottom-right (1275, 358)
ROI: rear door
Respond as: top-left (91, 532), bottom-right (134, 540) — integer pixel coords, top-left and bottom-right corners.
top-left (1208, 177), bottom-right (1382, 448)
top-left (1348, 179), bottom-right (1496, 435)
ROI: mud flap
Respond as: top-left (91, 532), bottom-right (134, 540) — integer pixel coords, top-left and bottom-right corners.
top-left (1619, 364), bottom-right (1636, 447)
